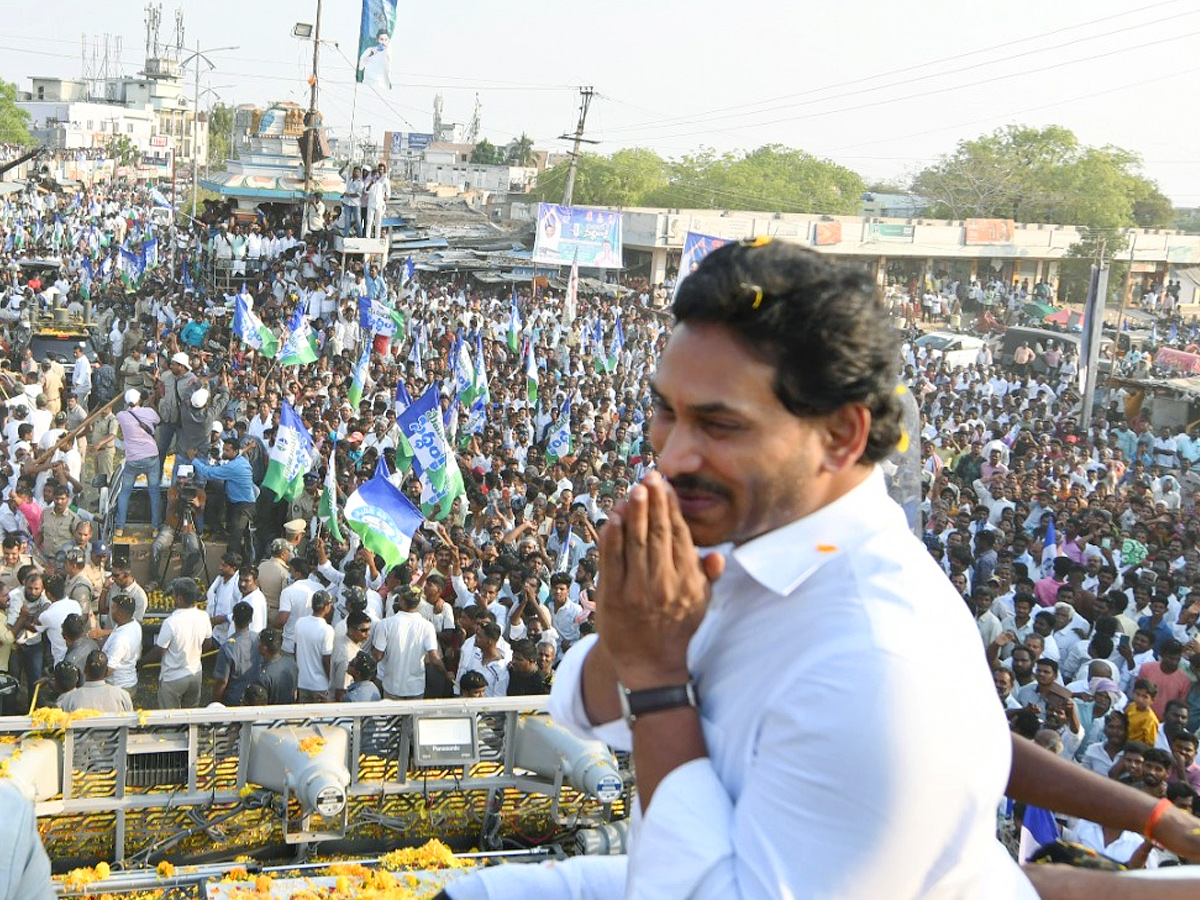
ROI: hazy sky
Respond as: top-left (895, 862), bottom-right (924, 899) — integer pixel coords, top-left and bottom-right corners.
top-left (4, 0), bottom-right (1200, 207)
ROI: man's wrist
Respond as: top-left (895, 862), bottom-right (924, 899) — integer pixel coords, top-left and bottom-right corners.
top-left (614, 664), bottom-right (691, 693)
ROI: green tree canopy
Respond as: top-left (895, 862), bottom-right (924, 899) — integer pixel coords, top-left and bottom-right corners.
top-left (207, 103), bottom-right (234, 165)
top-left (531, 144), bottom-right (863, 214)
top-left (106, 133), bottom-right (139, 168)
top-left (912, 125), bottom-right (1172, 230)
top-left (470, 138), bottom-right (504, 165)
top-left (0, 79), bottom-right (33, 146)
top-left (531, 148), bottom-right (670, 207)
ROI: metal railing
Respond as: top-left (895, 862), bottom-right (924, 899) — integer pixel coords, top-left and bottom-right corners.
top-left (0, 697), bottom-right (631, 866)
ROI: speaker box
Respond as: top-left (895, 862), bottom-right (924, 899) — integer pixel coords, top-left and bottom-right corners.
top-left (297, 130), bottom-right (331, 163)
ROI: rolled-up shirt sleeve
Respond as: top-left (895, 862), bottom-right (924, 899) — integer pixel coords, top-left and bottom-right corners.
top-left (546, 634), bottom-right (631, 752)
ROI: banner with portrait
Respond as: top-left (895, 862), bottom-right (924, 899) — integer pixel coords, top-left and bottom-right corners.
top-left (532, 203), bottom-right (623, 268)
top-left (674, 231), bottom-right (728, 298)
top-left (356, 0), bottom-right (398, 89)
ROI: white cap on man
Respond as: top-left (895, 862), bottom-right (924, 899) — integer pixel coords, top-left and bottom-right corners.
top-left (124, 389), bottom-right (140, 406)
top-left (190, 388), bottom-right (210, 408)
top-left (171, 351), bottom-right (191, 369)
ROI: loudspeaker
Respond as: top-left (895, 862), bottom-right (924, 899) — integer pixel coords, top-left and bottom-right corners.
top-left (297, 130), bottom-right (330, 163)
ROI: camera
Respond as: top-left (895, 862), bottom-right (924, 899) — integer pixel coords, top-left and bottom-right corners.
top-left (174, 465), bottom-right (200, 514)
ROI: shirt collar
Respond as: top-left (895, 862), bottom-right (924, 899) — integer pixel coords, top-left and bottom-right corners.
top-left (728, 468), bottom-right (903, 597)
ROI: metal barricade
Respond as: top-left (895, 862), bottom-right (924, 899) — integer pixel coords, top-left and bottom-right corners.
top-left (0, 697), bottom-right (631, 866)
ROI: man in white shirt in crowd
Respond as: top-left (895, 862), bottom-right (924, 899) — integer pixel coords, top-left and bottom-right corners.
top-left (236, 565), bottom-right (268, 635)
top-left (446, 240), bottom-right (1037, 899)
top-left (294, 591), bottom-right (335, 702)
top-left (276, 557), bottom-right (319, 655)
top-left (371, 585), bottom-right (447, 700)
top-left (100, 593), bottom-right (141, 696)
top-left (331, 609), bottom-right (373, 701)
top-left (37, 576), bottom-right (82, 667)
top-left (142, 577), bottom-right (213, 708)
top-left (206, 552), bottom-right (243, 646)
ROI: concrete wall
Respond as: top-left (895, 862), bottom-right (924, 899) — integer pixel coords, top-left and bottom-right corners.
top-left (509, 202), bottom-right (1200, 267)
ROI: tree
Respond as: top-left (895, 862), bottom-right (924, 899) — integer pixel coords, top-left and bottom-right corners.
top-left (531, 144), bottom-right (863, 214)
top-left (531, 148), bottom-right (670, 207)
top-left (506, 133), bottom-right (536, 167)
top-left (207, 103), bottom-right (234, 166)
top-left (471, 138), bottom-right (504, 165)
top-left (0, 79), bottom-right (33, 146)
top-left (106, 133), bottom-right (139, 168)
top-left (912, 125), bottom-right (1171, 229)
top-left (1174, 208), bottom-right (1200, 234)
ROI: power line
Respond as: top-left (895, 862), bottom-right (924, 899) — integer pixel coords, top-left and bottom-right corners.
top-left (823, 63), bottom-right (1200, 156)
top-left (609, 27), bottom-right (1200, 146)
top-left (593, 0), bottom-right (1194, 139)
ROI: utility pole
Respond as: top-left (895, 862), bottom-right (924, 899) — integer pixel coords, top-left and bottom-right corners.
top-left (192, 39), bottom-right (200, 219)
top-left (182, 41), bottom-right (238, 219)
top-left (559, 86), bottom-right (598, 208)
top-left (301, 0), bottom-right (323, 237)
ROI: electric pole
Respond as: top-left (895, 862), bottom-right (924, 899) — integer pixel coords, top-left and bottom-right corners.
top-left (301, 0), bottom-right (323, 236)
top-left (559, 86), bottom-right (598, 208)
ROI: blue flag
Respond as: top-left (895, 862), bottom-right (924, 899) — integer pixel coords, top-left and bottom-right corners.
top-left (149, 187), bottom-right (175, 210)
top-left (395, 379), bottom-right (413, 414)
top-left (343, 465), bottom-right (425, 570)
top-left (1017, 805), bottom-right (1060, 863)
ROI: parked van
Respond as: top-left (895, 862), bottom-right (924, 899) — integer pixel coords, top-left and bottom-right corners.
top-left (995, 326), bottom-right (1111, 376)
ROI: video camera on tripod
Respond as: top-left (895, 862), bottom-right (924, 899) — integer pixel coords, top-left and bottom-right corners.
top-left (171, 465), bottom-right (202, 526)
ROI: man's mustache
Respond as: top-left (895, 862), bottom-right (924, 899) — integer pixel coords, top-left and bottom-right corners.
top-left (665, 474), bottom-right (732, 501)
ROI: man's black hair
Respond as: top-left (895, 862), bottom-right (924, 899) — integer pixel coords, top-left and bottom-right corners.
top-left (672, 240), bottom-right (902, 462)
top-left (232, 601), bottom-right (254, 629)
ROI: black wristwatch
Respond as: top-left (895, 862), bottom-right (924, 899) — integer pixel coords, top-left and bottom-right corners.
top-left (617, 680), bottom-right (698, 726)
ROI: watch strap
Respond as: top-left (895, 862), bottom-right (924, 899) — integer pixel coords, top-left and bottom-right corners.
top-left (620, 681), bottom-right (698, 722)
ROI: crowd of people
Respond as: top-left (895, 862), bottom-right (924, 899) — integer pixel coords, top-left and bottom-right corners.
top-left (0, 163), bottom-right (667, 720)
top-left (908, 315), bottom-right (1200, 864)
top-left (0, 159), bottom-right (1199, 870)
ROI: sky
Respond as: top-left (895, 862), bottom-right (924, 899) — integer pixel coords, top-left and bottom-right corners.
top-left (3, 0), bottom-right (1200, 207)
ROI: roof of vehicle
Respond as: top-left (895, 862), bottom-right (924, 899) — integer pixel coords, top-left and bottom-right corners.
top-left (915, 331), bottom-right (984, 345)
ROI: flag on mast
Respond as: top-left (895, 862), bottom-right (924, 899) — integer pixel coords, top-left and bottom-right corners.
top-left (318, 444), bottom-right (344, 542)
top-left (355, 0), bottom-right (399, 90)
top-left (525, 340), bottom-right (539, 406)
top-left (507, 289), bottom-right (522, 352)
top-left (280, 306), bottom-right (319, 366)
top-left (546, 398), bottom-right (572, 463)
top-left (347, 341), bottom-right (371, 409)
top-left (262, 400), bottom-right (315, 501)
top-left (344, 461), bottom-right (424, 569)
top-left (233, 291), bottom-right (279, 358)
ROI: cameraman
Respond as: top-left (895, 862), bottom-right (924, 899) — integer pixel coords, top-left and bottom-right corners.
top-left (150, 484), bottom-right (204, 585)
top-left (186, 439), bottom-right (256, 561)
top-left (177, 373), bottom-right (230, 479)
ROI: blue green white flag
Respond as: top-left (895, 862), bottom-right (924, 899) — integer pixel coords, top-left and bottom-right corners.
top-left (546, 398), bottom-right (572, 463)
top-left (233, 291), bottom-right (279, 358)
top-left (397, 385), bottom-right (466, 520)
top-left (344, 458), bottom-right (424, 569)
top-left (525, 340), bottom-right (539, 406)
top-left (347, 341), bottom-right (371, 409)
top-left (318, 443), bottom-right (344, 543)
top-left (262, 400), bottom-right (315, 501)
top-left (280, 306), bottom-right (319, 366)
top-left (507, 290), bottom-right (522, 353)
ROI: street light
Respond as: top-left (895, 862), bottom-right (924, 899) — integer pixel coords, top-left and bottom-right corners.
top-left (181, 42), bottom-right (239, 218)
